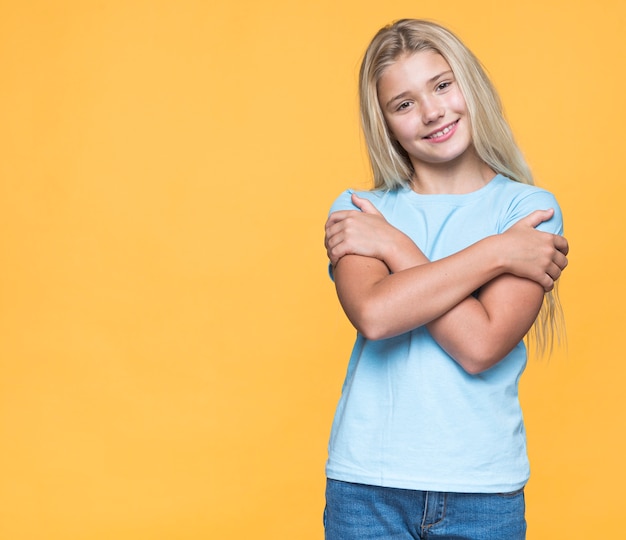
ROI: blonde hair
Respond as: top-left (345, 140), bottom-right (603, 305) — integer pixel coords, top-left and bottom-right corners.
top-left (359, 18), bottom-right (564, 355)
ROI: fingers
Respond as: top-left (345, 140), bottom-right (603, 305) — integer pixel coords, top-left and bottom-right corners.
top-left (540, 243), bottom-right (568, 291)
top-left (541, 277), bottom-right (555, 293)
top-left (324, 217), bottom-right (356, 265)
top-left (324, 211), bottom-right (365, 259)
top-left (325, 209), bottom-right (357, 228)
top-left (324, 213), bottom-right (358, 249)
top-left (324, 229), bottom-right (343, 266)
top-left (553, 249), bottom-right (568, 272)
top-left (547, 261), bottom-right (562, 282)
top-left (326, 195), bottom-right (382, 230)
top-left (515, 208), bottom-right (555, 229)
top-left (351, 193), bottom-right (382, 215)
top-left (555, 235), bottom-right (569, 256)
top-left (324, 199), bottom-right (388, 266)
top-left (517, 210), bottom-right (568, 258)
top-left (540, 239), bottom-right (567, 287)
top-left (326, 231), bottom-right (360, 266)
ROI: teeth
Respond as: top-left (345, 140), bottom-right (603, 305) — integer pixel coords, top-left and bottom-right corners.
top-left (429, 123), bottom-right (454, 139)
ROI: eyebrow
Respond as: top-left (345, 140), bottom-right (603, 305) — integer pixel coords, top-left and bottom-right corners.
top-left (383, 70), bottom-right (454, 109)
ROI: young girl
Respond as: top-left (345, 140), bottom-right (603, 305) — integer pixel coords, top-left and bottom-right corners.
top-left (323, 19), bottom-right (569, 539)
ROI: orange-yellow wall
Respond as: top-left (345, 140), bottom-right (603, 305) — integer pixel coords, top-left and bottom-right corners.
top-left (0, 1), bottom-right (623, 538)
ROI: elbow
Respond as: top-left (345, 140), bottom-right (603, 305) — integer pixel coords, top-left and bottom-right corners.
top-left (354, 317), bottom-right (389, 342)
top-left (358, 324), bottom-right (389, 342)
top-left (461, 359), bottom-right (493, 376)
top-left (350, 299), bottom-right (395, 341)
top-left (454, 343), bottom-right (509, 375)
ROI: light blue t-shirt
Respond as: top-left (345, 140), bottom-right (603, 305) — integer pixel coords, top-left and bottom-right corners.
top-left (326, 174), bottom-right (563, 493)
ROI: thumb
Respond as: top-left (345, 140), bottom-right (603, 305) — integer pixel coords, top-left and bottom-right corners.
top-left (518, 208), bottom-right (555, 229)
top-left (351, 193), bottom-right (382, 215)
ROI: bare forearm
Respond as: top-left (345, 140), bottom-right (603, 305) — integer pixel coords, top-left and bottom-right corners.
top-left (363, 233), bottom-right (546, 372)
top-left (329, 202), bottom-right (567, 369)
top-left (426, 276), bottom-right (544, 373)
top-left (334, 235), bottom-right (506, 340)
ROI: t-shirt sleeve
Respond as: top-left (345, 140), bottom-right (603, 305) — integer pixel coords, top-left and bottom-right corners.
top-left (502, 189), bottom-right (564, 236)
top-left (328, 189), bottom-right (359, 215)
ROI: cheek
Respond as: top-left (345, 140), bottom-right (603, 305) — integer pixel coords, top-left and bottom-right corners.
top-left (385, 118), bottom-right (413, 142)
top-left (382, 117), bottom-right (400, 141)
top-left (450, 91), bottom-right (468, 114)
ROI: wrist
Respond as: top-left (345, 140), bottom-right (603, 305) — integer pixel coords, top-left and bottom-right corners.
top-left (384, 234), bottom-right (425, 272)
top-left (485, 234), bottom-right (508, 275)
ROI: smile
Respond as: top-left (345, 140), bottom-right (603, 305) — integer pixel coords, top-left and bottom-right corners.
top-left (424, 120), bottom-right (459, 140)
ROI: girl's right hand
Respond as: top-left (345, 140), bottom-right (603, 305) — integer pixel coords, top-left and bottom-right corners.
top-left (325, 193), bottom-right (422, 270)
top-left (500, 209), bottom-right (569, 291)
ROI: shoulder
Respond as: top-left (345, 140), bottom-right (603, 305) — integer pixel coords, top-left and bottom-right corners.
top-left (493, 175), bottom-right (559, 204)
top-left (493, 176), bottom-right (563, 235)
top-left (328, 187), bottom-right (403, 215)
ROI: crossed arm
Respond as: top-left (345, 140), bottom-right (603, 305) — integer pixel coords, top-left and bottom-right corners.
top-left (325, 193), bottom-right (569, 374)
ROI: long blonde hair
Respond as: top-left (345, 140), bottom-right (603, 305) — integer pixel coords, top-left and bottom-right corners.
top-left (359, 19), bottom-right (564, 355)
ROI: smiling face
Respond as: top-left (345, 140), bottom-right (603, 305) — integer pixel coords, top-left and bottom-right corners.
top-left (377, 50), bottom-right (477, 176)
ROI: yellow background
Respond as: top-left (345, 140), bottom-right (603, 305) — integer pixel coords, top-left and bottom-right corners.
top-left (1, 1), bottom-right (623, 538)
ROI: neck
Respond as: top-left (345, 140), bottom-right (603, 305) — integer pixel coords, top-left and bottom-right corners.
top-left (410, 150), bottom-right (496, 195)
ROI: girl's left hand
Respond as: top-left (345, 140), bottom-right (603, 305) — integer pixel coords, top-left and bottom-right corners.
top-left (324, 193), bottom-right (421, 270)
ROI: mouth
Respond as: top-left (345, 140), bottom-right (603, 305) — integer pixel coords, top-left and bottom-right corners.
top-left (424, 119), bottom-right (459, 140)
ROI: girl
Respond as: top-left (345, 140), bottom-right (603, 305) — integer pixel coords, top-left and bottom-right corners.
top-left (323, 19), bottom-right (569, 540)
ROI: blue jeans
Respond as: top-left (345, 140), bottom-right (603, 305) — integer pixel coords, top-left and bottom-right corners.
top-left (324, 478), bottom-right (526, 540)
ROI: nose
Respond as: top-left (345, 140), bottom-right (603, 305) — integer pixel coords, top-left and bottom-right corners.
top-left (421, 97), bottom-right (444, 124)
